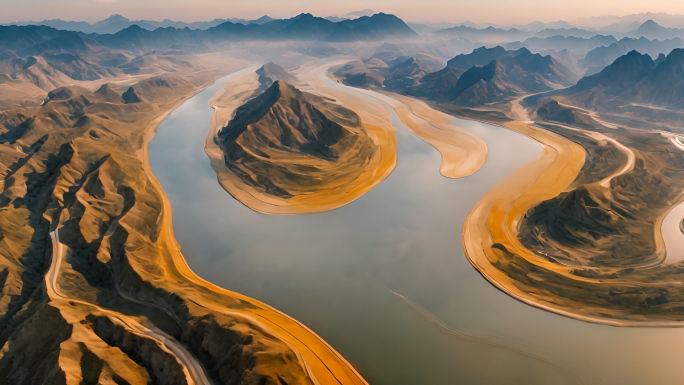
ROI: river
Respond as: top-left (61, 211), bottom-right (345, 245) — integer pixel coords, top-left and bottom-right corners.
top-left (149, 64), bottom-right (684, 385)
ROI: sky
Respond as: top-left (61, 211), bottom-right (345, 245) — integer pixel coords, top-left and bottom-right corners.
top-left (3, 0), bottom-right (684, 24)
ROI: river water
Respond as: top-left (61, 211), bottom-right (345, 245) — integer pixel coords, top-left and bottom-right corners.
top-left (149, 67), bottom-right (684, 385)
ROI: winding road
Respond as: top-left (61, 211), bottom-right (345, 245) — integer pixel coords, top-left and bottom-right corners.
top-left (47, 230), bottom-right (213, 385)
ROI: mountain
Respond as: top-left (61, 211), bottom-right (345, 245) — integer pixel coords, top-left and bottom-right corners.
top-left (0, 18), bottom-right (92, 32)
top-left (406, 23), bottom-right (439, 36)
top-left (0, 13), bottom-right (418, 56)
top-left (0, 25), bottom-right (87, 54)
top-left (247, 16), bottom-right (275, 25)
top-left (255, 62), bottom-right (298, 88)
top-left (379, 46), bottom-right (577, 106)
top-left (576, 12), bottom-right (684, 30)
top-left (0, 24), bottom-right (209, 96)
top-left (91, 14), bottom-right (151, 34)
top-left (268, 12), bottom-right (417, 41)
top-left (535, 27), bottom-right (597, 38)
top-left (346, 9), bottom-right (376, 18)
top-left (95, 24), bottom-right (204, 52)
top-left (2, 14), bottom-right (277, 34)
top-left (636, 49), bottom-right (684, 106)
top-left (572, 50), bottom-right (655, 95)
top-left (440, 60), bottom-right (523, 106)
top-left (508, 20), bottom-right (574, 32)
top-left (334, 13), bottom-right (418, 41)
top-left (505, 34), bottom-right (618, 55)
top-left (558, 49), bottom-right (684, 110)
top-left (383, 56), bottom-right (433, 91)
top-left (333, 60), bottom-right (385, 87)
top-left (186, 13), bottom-right (417, 43)
top-left (579, 37), bottom-right (683, 75)
top-left (333, 45), bottom-right (579, 106)
top-left (422, 46), bottom-right (576, 95)
top-left (443, 45), bottom-right (505, 69)
top-left (216, 81), bottom-right (379, 197)
top-left (433, 25), bottom-right (528, 44)
top-left (275, 13), bottom-right (335, 39)
top-left (599, 20), bottom-right (641, 34)
top-left (219, 80), bottom-right (370, 162)
top-left (325, 16), bottom-right (349, 23)
top-left (632, 20), bottom-right (684, 40)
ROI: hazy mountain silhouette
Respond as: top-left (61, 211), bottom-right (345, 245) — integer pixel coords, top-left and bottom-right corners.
top-left (506, 35), bottom-right (618, 55)
top-left (632, 20), bottom-right (684, 40)
top-left (579, 37), bottom-right (683, 75)
top-left (261, 13), bottom-right (417, 41)
top-left (0, 12), bottom-right (418, 55)
top-left (433, 25), bottom-right (527, 43)
top-left (562, 49), bottom-right (684, 109)
top-left (383, 55), bottom-right (444, 91)
top-left (417, 46), bottom-right (576, 102)
top-left (2, 14), bottom-right (276, 34)
top-left (256, 62), bottom-right (298, 89)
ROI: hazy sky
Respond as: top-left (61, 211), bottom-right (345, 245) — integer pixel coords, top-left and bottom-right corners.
top-left (3, 0), bottom-right (684, 24)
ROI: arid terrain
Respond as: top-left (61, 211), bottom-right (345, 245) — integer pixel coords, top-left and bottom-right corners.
top-left (0, 34), bottom-right (369, 383)
top-left (332, 42), bottom-right (684, 324)
top-left (5, 8), bottom-right (684, 385)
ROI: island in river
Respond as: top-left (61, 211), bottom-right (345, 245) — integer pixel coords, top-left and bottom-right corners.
top-left (206, 65), bottom-right (397, 214)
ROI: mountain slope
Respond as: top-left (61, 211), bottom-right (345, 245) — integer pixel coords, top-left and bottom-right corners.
top-left (216, 81), bottom-right (381, 198)
top-left (411, 46), bottom-right (577, 105)
top-left (558, 49), bottom-right (683, 109)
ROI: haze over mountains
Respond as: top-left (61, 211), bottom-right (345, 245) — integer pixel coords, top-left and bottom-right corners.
top-left (336, 45), bottom-right (579, 106)
top-left (6, 3), bottom-right (684, 382)
top-left (2, 13), bottom-right (417, 42)
top-left (1, 14), bottom-right (277, 34)
top-left (5, 11), bottom-right (684, 62)
top-left (5, 9), bottom-right (684, 112)
top-left (555, 48), bottom-right (684, 110)
top-left (0, 12), bottom-right (418, 56)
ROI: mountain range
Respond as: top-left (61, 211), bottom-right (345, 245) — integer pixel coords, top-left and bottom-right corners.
top-left (558, 48), bottom-right (684, 110)
top-left (1, 14), bottom-right (276, 34)
top-left (335, 45), bottom-right (578, 106)
top-left (0, 13), bottom-right (418, 55)
top-left (574, 12), bottom-right (684, 30)
top-left (415, 46), bottom-right (577, 105)
top-left (579, 36), bottom-right (684, 75)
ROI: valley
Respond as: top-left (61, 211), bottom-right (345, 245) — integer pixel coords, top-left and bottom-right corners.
top-left (4, 8), bottom-right (684, 385)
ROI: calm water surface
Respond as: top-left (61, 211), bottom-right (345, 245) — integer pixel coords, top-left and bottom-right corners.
top-left (149, 68), bottom-right (684, 385)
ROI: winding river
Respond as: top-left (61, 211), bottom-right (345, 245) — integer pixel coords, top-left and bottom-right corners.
top-left (149, 64), bottom-right (684, 385)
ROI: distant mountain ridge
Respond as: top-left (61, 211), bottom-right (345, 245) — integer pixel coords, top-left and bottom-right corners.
top-left (630, 20), bottom-right (684, 40)
top-left (575, 12), bottom-right (684, 30)
top-left (556, 48), bottom-right (684, 110)
top-left (0, 13), bottom-right (418, 54)
top-left (579, 36), bottom-right (684, 75)
top-left (1, 14), bottom-right (275, 34)
top-left (1, 13), bottom-right (417, 42)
